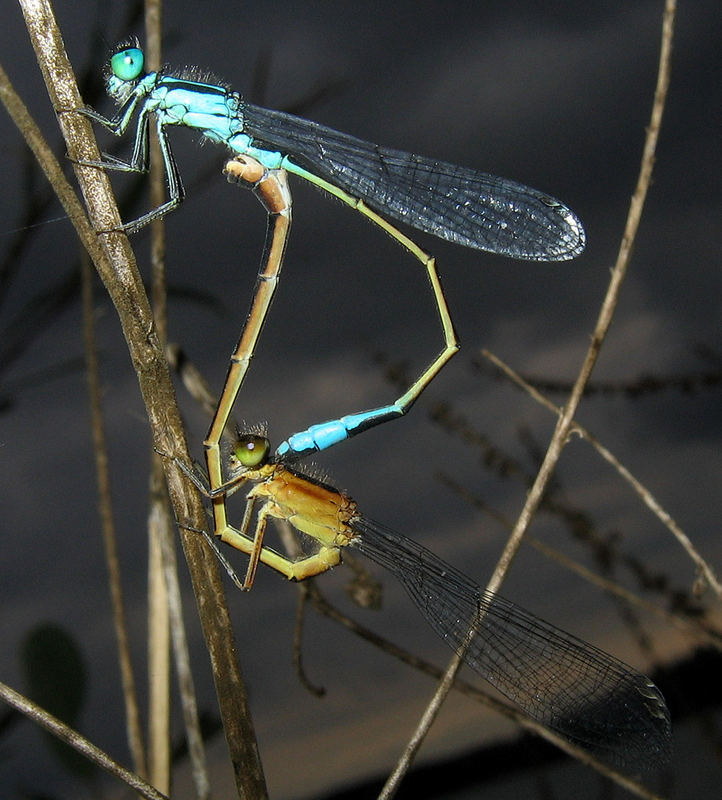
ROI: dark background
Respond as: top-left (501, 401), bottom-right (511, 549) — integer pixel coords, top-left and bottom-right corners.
top-left (1, 1), bottom-right (720, 797)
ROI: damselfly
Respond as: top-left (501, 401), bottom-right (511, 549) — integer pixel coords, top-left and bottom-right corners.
top-left (179, 430), bottom-right (671, 773)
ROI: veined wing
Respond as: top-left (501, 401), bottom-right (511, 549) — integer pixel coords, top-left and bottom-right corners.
top-left (351, 516), bottom-right (671, 771)
top-left (241, 102), bottom-right (585, 261)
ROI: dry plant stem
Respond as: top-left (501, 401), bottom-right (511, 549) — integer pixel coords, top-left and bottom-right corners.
top-left (0, 680), bottom-right (168, 800)
top-left (147, 470), bottom-right (172, 795)
top-left (81, 253), bottom-right (148, 778)
top-left (292, 584), bottom-right (327, 697)
top-left (142, 7), bottom-right (173, 794)
top-left (18, 3), bottom-right (267, 797)
top-left (144, 9), bottom-right (230, 786)
top-left (380, 2), bottom-right (677, 796)
top-left (482, 347), bottom-right (722, 600)
top-left (153, 481), bottom-right (212, 800)
top-left (145, 4), bottom-right (167, 341)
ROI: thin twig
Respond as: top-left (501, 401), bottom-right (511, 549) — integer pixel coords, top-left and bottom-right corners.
top-left (147, 489), bottom-right (173, 795)
top-left (141, 7), bottom-right (174, 795)
top-left (0, 680), bottom-right (168, 800)
top-left (153, 474), bottom-right (212, 800)
top-left (166, 342), bottom-right (223, 420)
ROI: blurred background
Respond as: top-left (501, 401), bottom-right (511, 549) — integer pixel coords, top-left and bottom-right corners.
top-left (1, 1), bottom-right (720, 797)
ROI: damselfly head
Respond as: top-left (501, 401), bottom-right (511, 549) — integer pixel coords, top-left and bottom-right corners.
top-left (230, 434), bottom-right (271, 472)
top-left (105, 38), bottom-right (145, 103)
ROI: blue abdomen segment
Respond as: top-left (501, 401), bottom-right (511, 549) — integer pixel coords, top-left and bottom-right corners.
top-left (276, 404), bottom-right (405, 460)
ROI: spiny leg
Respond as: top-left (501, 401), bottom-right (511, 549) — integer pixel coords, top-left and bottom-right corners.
top-left (77, 104), bottom-right (186, 233)
top-left (120, 118), bottom-right (186, 233)
top-left (227, 496), bottom-right (344, 589)
top-left (179, 516), bottom-right (341, 588)
top-left (236, 494), bottom-right (266, 589)
top-left (216, 508), bottom-right (342, 586)
top-left (219, 527), bottom-right (342, 583)
top-left (203, 156), bottom-right (292, 564)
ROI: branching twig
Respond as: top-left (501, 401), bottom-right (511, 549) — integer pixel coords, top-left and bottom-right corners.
top-left (482, 347), bottom-right (722, 599)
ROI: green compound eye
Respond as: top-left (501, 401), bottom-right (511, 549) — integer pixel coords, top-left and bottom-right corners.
top-left (233, 435), bottom-right (270, 468)
top-left (110, 47), bottom-right (144, 81)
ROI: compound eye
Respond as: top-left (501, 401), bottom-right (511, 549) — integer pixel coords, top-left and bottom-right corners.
top-left (233, 435), bottom-right (270, 468)
top-left (111, 47), bottom-right (144, 81)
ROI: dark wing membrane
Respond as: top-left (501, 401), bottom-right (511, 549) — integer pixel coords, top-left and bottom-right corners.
top-left (351, 517), bottom-right (671, 771)
top-left (241, 102), bottom-right (585, 261)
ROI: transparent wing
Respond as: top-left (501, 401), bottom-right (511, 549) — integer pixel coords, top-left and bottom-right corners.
top-left (351, 516), bottom-right (671, 771)
top-left (241, 102), bottom-right (585, 261)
